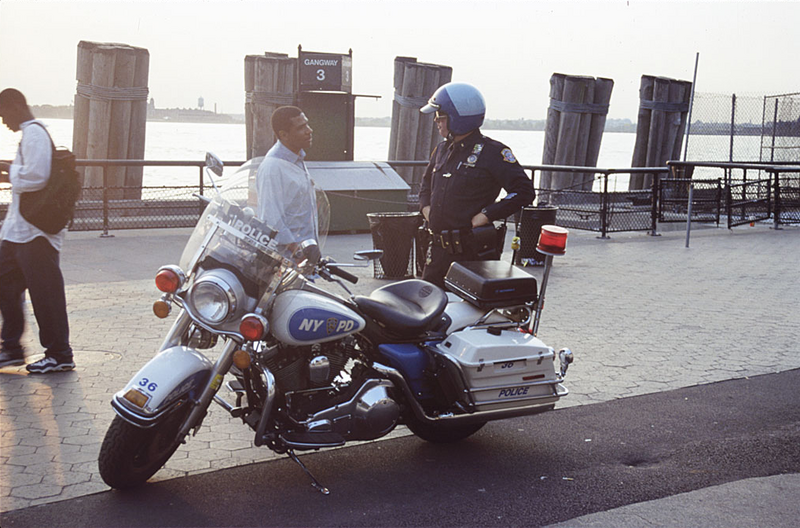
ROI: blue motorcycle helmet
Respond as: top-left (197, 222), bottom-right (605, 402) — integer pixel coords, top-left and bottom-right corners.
top-left (420, 82), bottom-right (486, 136)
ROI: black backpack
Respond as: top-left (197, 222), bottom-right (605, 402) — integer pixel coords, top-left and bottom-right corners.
top-left (19, 123), bottom-right (81, 234)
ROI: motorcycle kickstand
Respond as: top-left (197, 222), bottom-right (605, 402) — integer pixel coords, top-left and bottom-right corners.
top-left (288, 449), bottom-right (330, 495)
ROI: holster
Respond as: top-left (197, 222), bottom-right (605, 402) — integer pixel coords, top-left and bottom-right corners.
top-left (472, 224), bottom-right (507, 260)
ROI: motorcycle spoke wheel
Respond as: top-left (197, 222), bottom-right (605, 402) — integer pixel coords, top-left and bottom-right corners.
top-left (98, 404), bottom-right (191, 489)
top-left (405, 416), bottom-right (486, 443)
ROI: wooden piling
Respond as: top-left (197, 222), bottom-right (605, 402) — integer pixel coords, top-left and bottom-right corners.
top-left (540, 74), bottom-right (566, 191)
top-left (629, 75), bottom-right (692, 189)
top-left (126, 47), bottom-right (149, 199)
top-left (72, 42), bottom-right (94, 187)
top-left (582, 77), bottom-right (614, 190)
top-left (106, 47), bottom-right (135, 199)
top-left (388, 57), bottom-right (452, 195)
top-left (244, 53), bottom-right (295, 158)
top-left (84, 46), bottom-right (116, 189)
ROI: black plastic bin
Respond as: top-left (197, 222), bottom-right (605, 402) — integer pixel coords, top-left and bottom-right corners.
top-left (367, 212), bottom-right (423, 279)
top-left (515, 206), bottom-right (558, 266)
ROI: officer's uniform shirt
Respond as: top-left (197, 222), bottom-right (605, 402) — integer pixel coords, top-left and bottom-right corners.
top-left (419, 130), bottom-right (534, 234)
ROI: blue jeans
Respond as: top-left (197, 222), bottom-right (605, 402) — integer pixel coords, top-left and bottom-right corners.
top-left (0, 237), bottom-right (72, 360)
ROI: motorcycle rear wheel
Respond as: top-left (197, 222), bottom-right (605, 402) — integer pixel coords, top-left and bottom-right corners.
top-left (406, 416), bottom-right (486, 443)
top-left (98, 403), bottom-right (191, 489)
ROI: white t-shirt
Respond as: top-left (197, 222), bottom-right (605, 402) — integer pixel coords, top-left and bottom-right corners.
top-left (0, 120), bottom-right (65, 251)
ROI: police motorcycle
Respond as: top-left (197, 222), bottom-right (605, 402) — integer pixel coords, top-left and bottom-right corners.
top-left (98, 153), bottom-right (574, 493)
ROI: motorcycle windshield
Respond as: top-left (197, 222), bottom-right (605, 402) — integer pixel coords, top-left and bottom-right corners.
top-left (179, 157), bottom-right (330, 288)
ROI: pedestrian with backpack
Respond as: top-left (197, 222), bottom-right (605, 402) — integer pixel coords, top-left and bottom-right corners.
top-left (0, 88), bottom-right (75, 373)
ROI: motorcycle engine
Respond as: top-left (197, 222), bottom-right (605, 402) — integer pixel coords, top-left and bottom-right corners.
top-left (258, 339), bottom-right (399, 441)
top-left (259, 338), bottom-right (353, 393)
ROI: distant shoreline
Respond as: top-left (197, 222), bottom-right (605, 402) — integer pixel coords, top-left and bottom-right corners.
top-left (34, 105), bottom-right (779, 136)
top-left (31, 104), bottom-right (638, 132)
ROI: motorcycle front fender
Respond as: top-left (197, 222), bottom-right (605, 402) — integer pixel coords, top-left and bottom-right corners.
top-left (111, 346), bottom-right (213, 428)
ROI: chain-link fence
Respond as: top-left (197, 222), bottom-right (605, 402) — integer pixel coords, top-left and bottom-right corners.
top-left (686, 92), bottom-right (800, 166)
top-left (762, 93), bottom-right (800, 164)
top-left (685, 93), bottom-right (765, 169)
top-left (69, 186), bottom-right (205, 231)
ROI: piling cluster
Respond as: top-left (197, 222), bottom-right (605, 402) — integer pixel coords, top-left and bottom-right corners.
top-left (629, 75), bottom-right (692, 189)
top-left (244, 53), bottom-right (296, 159)
top-left (73, 41), bottom-right (149, 199)
top-left (388, 57), bottom-right (452, 195)
top-left (540, 73), bottom-right (614, 194)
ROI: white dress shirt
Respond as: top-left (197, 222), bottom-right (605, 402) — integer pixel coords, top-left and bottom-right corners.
top-left (0, 120), bottom-right (64, 251)
top-left (256, 141), bottom-right (318, 248)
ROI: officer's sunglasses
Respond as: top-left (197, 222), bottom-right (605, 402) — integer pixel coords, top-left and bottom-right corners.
top-left (434, 111), bottom-right (448, 121)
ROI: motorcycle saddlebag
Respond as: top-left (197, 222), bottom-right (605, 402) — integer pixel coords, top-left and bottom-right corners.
top-left (444, 260), bottom-right (537, 309)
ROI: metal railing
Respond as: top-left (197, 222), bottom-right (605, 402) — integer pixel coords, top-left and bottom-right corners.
top-left (668, 161), bottom-right (800, 229)
top-left (2, 159), bottom-right (798, 237)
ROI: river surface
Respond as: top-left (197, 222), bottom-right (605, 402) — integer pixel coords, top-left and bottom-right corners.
top-left (1, 118), bottom-right (758, 194)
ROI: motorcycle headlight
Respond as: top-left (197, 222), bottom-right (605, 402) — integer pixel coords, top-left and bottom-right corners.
top-left (188, 269), bottom-right (244, 325)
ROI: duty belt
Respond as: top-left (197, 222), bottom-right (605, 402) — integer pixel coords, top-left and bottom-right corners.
top-left (430, 229), bottom-right (465, 254)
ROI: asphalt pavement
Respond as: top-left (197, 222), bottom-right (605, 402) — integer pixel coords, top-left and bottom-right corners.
top-left (1, 221), bottom-right (799, 526)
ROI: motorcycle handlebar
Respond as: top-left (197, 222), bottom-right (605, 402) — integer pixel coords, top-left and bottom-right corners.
top-left (326, 264), bottom-right (359, 284)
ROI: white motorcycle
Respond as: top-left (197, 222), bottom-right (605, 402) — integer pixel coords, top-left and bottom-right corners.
top-left (98, 155), bottom-right (574, 493)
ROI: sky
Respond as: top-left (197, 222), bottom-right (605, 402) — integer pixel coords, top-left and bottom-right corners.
top-left (1, 0), bottom-right (799, 121)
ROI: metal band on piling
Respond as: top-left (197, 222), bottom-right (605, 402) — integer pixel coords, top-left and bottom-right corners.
top-left (548, 99), bottom-right (610, 115)
top-left (393, 93), bottom-right (430, 108)
top-left (639, 100), bottom-right (690, 112)
top-left (76, 83), bottom-right (149, 101)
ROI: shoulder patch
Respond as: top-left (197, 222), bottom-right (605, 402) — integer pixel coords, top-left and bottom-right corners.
top-left (501, 148), bottom-right (517, 163)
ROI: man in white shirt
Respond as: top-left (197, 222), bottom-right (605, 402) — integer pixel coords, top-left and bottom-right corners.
top-left (0, 88), bottom-right (74, 373)
top-left (256, 106), bottom-right (320, 263)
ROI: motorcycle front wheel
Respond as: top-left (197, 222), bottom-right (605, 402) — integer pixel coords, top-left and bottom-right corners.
top-left (98, 403), bottom-right (191, 489)
top-left (405, 415), bottom-right (486, 443)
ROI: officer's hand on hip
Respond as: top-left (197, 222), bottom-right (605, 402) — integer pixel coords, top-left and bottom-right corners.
top-left (471, 212), bottom-right (490, 228)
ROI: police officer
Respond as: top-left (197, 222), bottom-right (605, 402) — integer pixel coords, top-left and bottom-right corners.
top-left (418, 82), bottom-right (535, 287)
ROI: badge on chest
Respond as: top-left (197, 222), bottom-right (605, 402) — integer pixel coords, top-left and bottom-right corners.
top-left (464, 143), bottom-right (484, 168)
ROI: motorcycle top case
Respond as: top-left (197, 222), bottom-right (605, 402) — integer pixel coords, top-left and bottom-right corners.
top-left (444, 260), bottom-right (537, 309)
top-left (436, 328), bottom-right (560, 411)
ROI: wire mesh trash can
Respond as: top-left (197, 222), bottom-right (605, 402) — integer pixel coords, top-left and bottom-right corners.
top-left (367, 212), bottom-right (423, 279)
top-left (515, 206), bottom-right (558, 266)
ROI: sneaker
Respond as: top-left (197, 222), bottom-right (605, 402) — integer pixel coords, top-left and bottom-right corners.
top-left (26, 356), bottom-right (75, 374)
top-left (0, 350), bottom-right (25, 368)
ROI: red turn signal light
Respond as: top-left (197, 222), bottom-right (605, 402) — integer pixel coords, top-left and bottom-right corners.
top-left (239, 314), bottom-right (268, 341)
top-left (537, 225), bottom-right (568, 256)
top-left (155, 266), bottom-right (185, 293)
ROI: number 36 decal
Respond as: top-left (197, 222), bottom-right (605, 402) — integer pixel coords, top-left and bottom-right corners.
top-left (138, 378), bottom-right (158, 392)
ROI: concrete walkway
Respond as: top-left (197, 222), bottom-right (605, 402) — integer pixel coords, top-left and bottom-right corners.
top-left (1, 222), bottom-right (799, 523)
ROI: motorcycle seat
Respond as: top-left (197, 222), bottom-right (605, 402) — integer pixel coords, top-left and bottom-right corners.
top-left (354, 279), bottom-right (447, 335)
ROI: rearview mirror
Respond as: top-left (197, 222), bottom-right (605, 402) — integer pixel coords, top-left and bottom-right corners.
top-left (205, 152), bottom-right (224, 177)
top-left (353, 250), bottom-right (384, 262)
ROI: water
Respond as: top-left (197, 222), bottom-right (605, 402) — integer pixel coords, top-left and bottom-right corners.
top-left (1, 118), bottom-right (637, 188)
top-left (2, 118), bottom-right (761, 197)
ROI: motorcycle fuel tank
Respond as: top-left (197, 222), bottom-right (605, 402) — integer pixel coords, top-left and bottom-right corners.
top-left (270, 290), bottom-right (366, 345)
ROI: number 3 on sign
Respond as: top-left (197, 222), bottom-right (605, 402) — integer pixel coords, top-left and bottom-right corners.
top-left (316, 69), bottom-right (326, 81)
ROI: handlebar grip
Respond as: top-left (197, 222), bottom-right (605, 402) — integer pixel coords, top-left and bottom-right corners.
top-left (328, 265), bottom-right (359, 284)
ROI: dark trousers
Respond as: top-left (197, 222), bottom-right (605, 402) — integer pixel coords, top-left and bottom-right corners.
top-left (422, 244), bottom-right (486, 289)
top-left (0, 237), bottom-right (72, 359)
